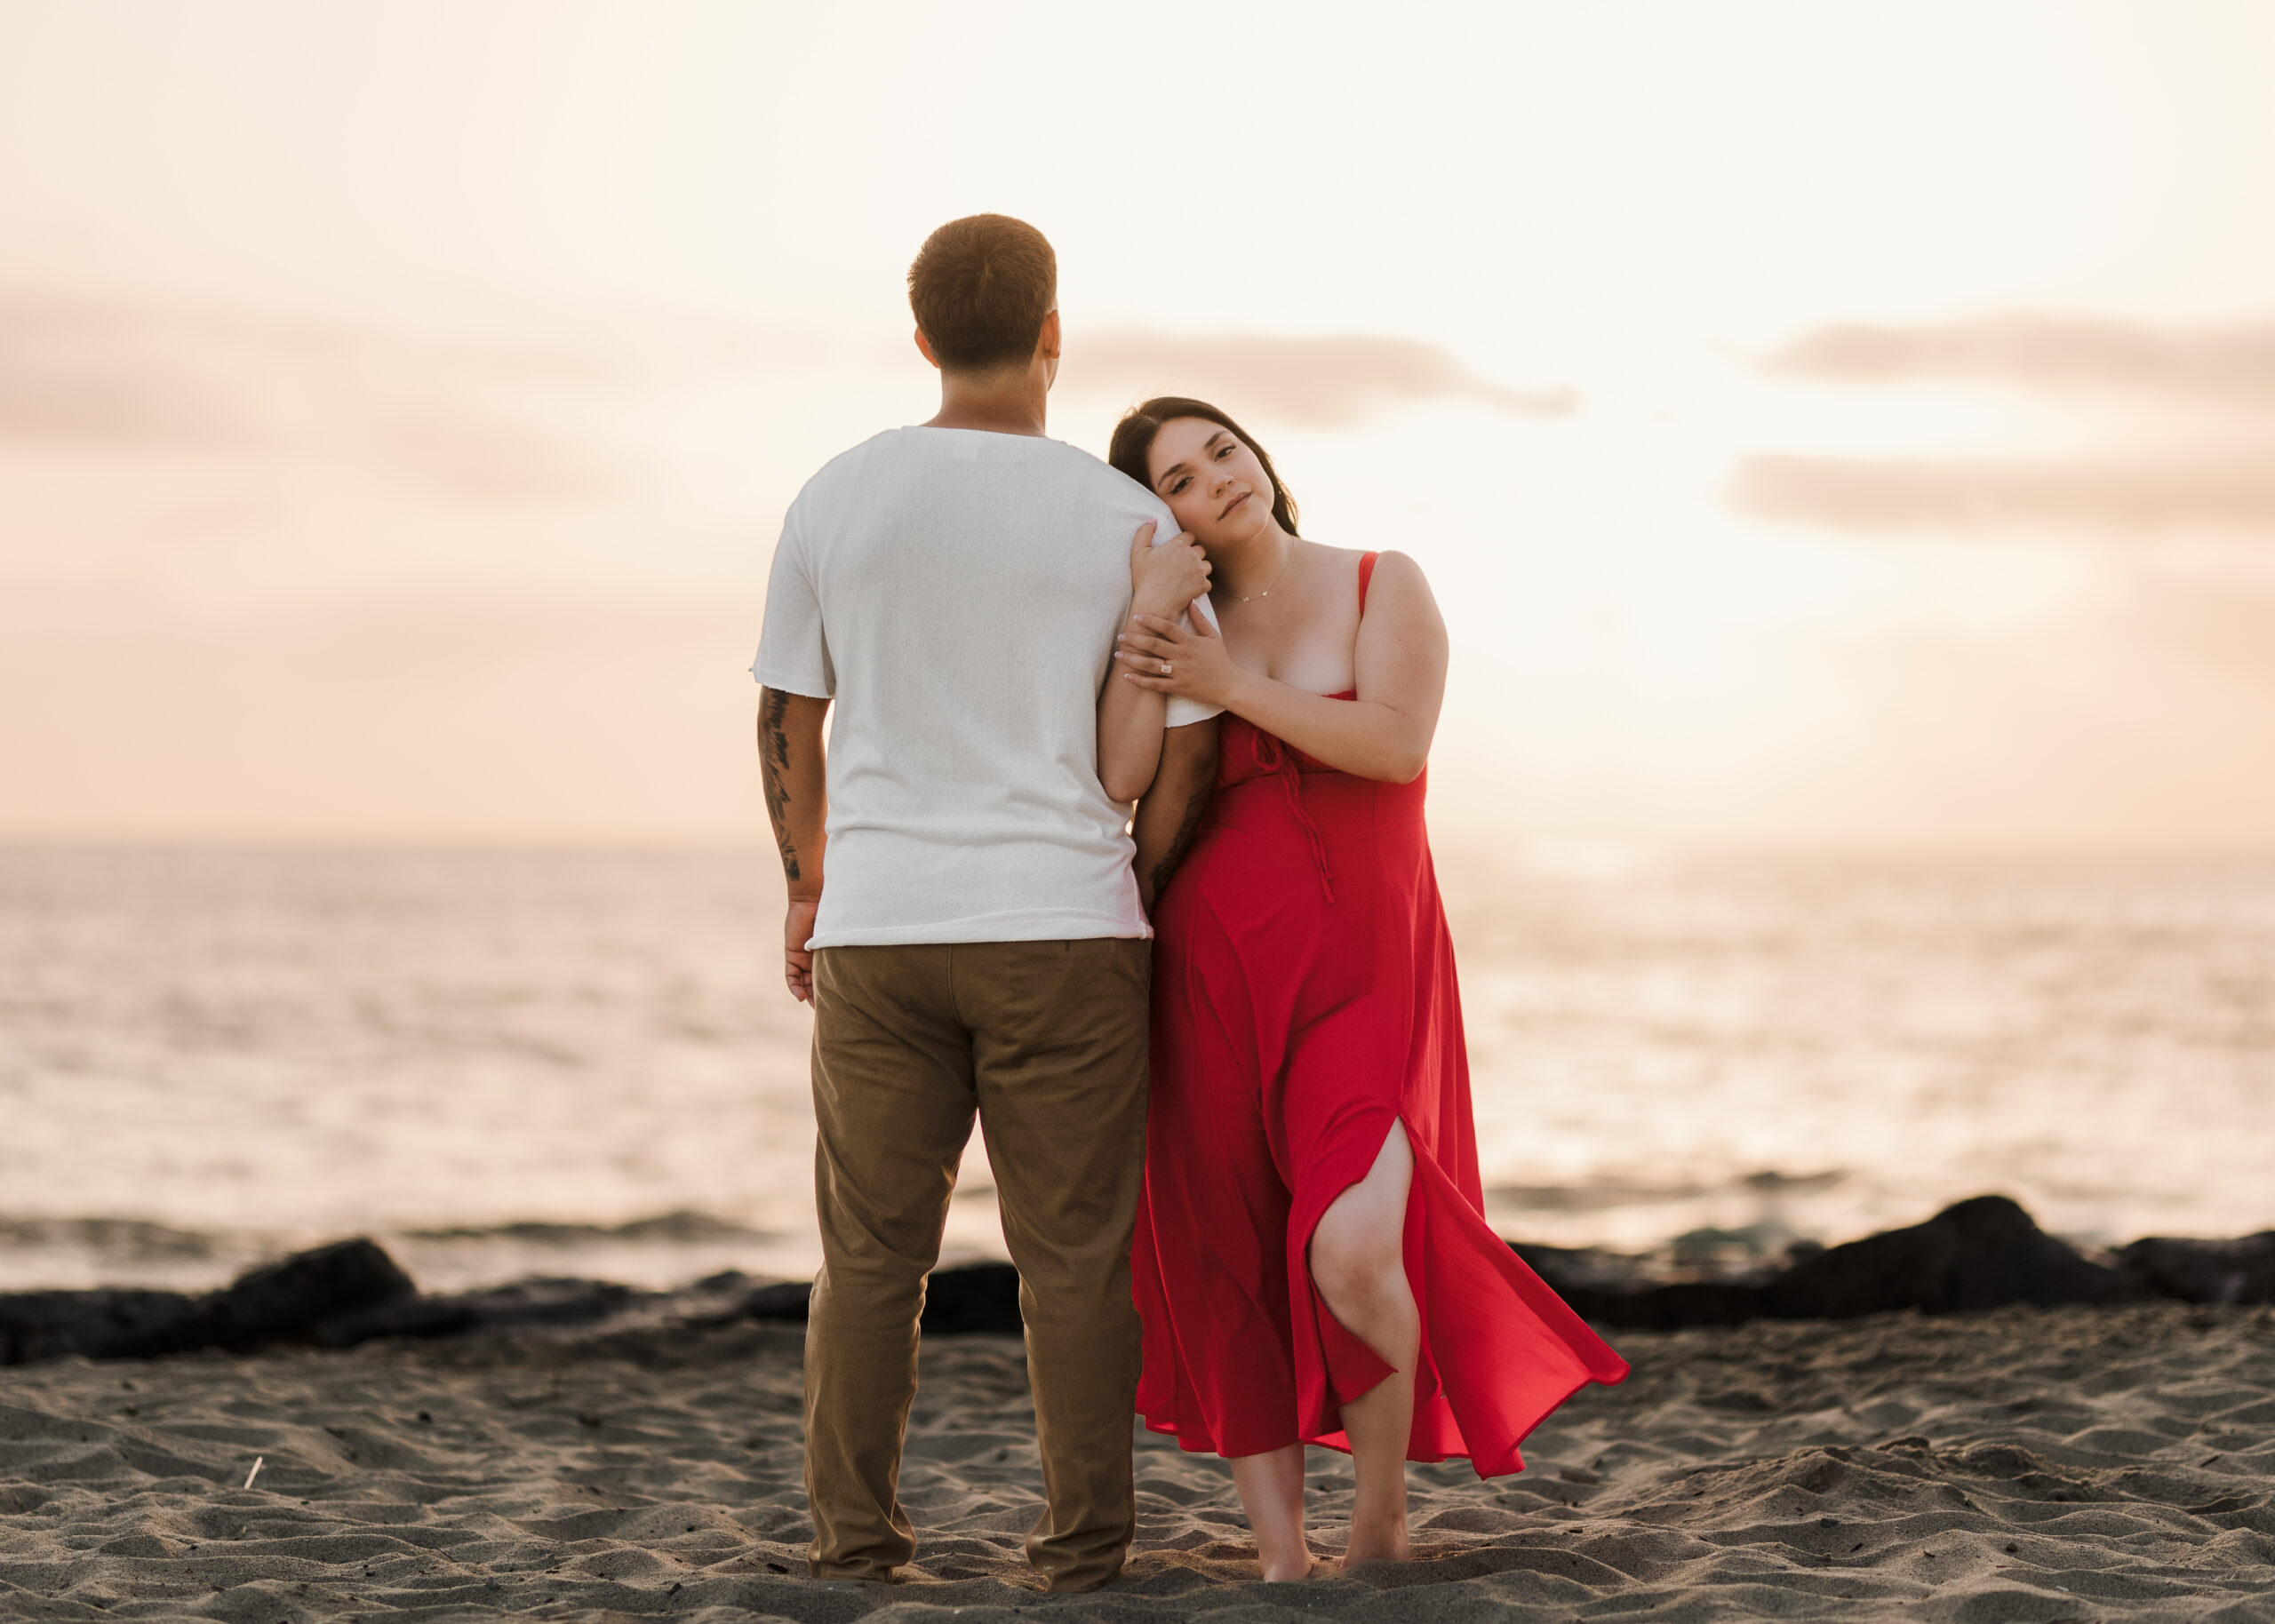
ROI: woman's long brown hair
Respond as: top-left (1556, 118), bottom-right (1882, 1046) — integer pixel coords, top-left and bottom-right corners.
top-left (1107, 396), bottom-right (1300, 537)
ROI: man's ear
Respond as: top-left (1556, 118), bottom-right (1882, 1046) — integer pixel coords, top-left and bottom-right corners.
top-left (914, 327), bottom-right (942, 370)
top-left (1036, 308), bottom-right (1062, 392)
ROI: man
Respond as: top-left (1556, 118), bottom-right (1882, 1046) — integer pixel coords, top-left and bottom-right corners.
top-left (751, 213), bottom-right (1218, 1592)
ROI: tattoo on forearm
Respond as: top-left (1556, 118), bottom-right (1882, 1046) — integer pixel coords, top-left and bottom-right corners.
top-left (1147, 791), bottom-right (1209, 903)
top-left (757, 689), bottom-right (801, 882)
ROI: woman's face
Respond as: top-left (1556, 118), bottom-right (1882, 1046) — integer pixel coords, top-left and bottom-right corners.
top-left (1145, 417), bottom-right (1276, 548)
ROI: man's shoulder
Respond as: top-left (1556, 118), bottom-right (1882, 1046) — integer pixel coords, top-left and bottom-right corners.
top-left (797, 428), bottom-right (1169, 526)
top-left (1033, 439), bottom-right (1176, 528)
top-left (795, 428), bottom-right (904, 505)
top-left (1041, 437), bottom-right (1153, 494)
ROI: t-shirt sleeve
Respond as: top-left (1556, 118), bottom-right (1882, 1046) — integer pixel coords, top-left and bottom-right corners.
top-left (750, 498), bottom-right (834, 698)
top-left (1138, 494), bottom-right (1225, 730)
top-left (1164, 597), bottom-right (1224, 729)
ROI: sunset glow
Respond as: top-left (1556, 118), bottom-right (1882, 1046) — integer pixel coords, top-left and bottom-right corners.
top-left (4, 1), bottom-right (2272, 849)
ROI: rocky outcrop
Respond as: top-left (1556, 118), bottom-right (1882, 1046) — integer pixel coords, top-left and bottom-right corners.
top-left (1765, 1195), bottom-right (2128, 1318)
top-left (912, 1262), bottom-right (1022, 1334)
top-left (0, 1245), bottom-right (1027, 1363)
top-left (0, 1238), bottom-right (414, 1363)
top-left (1519, 1197), bottom-right (2131, 1330)
top-left (314, 1276), bottom-right (640, 1347)
top-left (6, 1199), bottom-right (2267, 1362)
top-left (731, 1262), bottom-right (1023, 1335)
top-left (0, 1288), bottom-right (207, 1365)
top-left (2112, 1231), bottom-right (2275, 1305)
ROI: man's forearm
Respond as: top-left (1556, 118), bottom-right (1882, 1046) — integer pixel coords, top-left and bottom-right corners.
top-left (1132, 718), bottom-right (1218, 912)
top-left (757, 689), bottom-right (830, 896)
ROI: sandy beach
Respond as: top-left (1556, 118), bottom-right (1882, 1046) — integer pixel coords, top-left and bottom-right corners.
top-left (3, 1301), bottom-right (2270, 1622)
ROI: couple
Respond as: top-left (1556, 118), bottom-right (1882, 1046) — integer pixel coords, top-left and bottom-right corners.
top-left (751, 214), bottom-right (1626, 1592)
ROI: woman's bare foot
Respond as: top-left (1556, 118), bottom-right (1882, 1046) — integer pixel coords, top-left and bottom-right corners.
top-left (1257, 1544), bottom-right (1314, 1582)
top-left (1230, 1444), bottom-right (1310, 1582)
top-left (1340, 1517), bottom-right (1409, 1567)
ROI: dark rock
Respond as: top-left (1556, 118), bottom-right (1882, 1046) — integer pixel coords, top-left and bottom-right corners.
top-left (314, 1295), bottom-right (482, 1346)
top-left (2114, 1232), bottom-right (2275, 1305)
top-left (315, 1277), bottom-right (637, 1348)
top-left (1517, 1196), bottom-right (2135, 1332)
top-left (0, 1238), bottom-right (414, 1363)
top-left (0, 1289), bottom-right (202, 1365)
top-left (196, 1238), bottom-right (417, 1352)
top-left (920, 1262), bottom-right (1023, 1335)
top-left (1565, 1279), bottom-right (1774, 1332)
top-left (727, 1264), bottom-right (1020, 1333)
top-left (1513, 1241), bottom-right (1769, 1330)
top-left (738, 1280), bottom-right (815, 1322)
top-left (1764, 1196), bottom-right (2127, 1319)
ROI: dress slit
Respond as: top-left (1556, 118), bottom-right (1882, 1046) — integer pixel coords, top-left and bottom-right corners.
top-left (1293, 1108), bottom-right (1409, 1425)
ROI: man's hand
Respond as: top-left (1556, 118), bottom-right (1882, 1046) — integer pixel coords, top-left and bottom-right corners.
top-left (1130, 521), bottom-right (1211, 621)
top-left (784, 895), bottom-right (820, 1003)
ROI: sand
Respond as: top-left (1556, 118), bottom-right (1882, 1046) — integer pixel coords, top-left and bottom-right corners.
top-left (3, 1302), bottom-right (2271, 1622)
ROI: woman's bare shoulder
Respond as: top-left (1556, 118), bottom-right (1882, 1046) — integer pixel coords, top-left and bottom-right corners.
top-left (1361, 549), bottom-right (1434, 597)
top-left (1302, 538), bottom-right (1413, 579)
top-left (1357, 551), bottom-right (1445, 645)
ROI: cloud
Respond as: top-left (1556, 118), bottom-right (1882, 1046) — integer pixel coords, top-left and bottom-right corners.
top-left (366, 409), bottom-right (620, 503)
top-left (1763, 314), bottom-right (2275, 409)
top-left (0, 293), bottom-right (278, 450)
top-left (0, 291), bottom-right (629, 500)
top-left (1062, 328), bottom-right (1577, 428)
top-left (1729, 453), bottom-right (2275, 533)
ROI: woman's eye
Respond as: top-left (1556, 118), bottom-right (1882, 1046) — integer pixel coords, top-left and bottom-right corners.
top-left (1170, 477), bottom-right (1189, 495)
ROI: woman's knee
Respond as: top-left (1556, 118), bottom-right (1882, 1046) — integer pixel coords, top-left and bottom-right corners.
top-left (1309, 1222), bottom-right (1403, 1311)
top-left (1310, 1123), bottom-right (1416, 1310)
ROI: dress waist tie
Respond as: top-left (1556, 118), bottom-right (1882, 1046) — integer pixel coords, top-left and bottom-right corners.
top-left (1249, 733), bottom-right (1336, 904)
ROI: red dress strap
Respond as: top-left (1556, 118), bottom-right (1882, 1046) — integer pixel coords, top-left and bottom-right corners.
top-left (1358, 551), bottom-right (1380, 613)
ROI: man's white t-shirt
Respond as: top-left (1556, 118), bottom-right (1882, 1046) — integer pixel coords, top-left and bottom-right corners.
top-left (752, 426), bottom-right (1220, 951)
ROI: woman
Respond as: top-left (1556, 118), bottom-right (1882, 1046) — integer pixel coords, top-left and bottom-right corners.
top-left (1102, 398), bottom-right (1628, 1580)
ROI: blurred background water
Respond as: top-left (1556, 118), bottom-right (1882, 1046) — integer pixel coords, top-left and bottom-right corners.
top-left (4, 843), bottom-right (2269, 1295)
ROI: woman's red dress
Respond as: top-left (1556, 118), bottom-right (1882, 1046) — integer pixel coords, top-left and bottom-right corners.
top-left (1132, 553), bottom-right (1628, 1476)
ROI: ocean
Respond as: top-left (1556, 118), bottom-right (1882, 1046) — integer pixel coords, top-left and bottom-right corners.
top-left (3, 845), bottom-right (2271, 1295)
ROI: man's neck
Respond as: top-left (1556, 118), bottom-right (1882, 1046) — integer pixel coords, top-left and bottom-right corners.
top-left (923, 364), bottom-right (1050, 437)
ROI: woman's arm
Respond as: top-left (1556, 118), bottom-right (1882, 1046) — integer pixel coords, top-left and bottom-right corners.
top-left (1098, 522), bottom-right (1212, 802)
top-left (1133, 719), bottom-right (1218, 911)
top-left (1115, 551), bottom-right (1447, 784)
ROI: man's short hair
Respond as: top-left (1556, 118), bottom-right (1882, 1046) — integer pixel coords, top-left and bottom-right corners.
top-left (907, 214), bottom-right (1057, 373)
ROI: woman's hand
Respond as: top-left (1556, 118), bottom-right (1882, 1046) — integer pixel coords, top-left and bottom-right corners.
top-left (1116, 612), bottom-right (1244, 709)
top-left (1129, 521), bottom-right (1212, 621)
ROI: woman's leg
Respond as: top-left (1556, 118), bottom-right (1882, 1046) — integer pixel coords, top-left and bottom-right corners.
top-left (1226, 1444), bottom-right (1310, 1580)
top-left (1307, 1120), bottom-right (1419, 1565)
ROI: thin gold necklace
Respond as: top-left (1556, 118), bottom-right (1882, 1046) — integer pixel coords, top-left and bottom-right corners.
top-left (1234, 538), bottom-right (1296, 602)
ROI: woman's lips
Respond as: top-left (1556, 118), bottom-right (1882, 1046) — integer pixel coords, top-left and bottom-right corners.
top-left (1220, 490), bottom-right (1252, 519)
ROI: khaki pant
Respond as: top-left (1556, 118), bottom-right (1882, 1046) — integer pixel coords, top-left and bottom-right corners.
top-left (802, 937), bottom-right (1151, 1593)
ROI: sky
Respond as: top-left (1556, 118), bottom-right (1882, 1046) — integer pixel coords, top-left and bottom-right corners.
top-left (3, 0), bottom-right (2273, 851)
